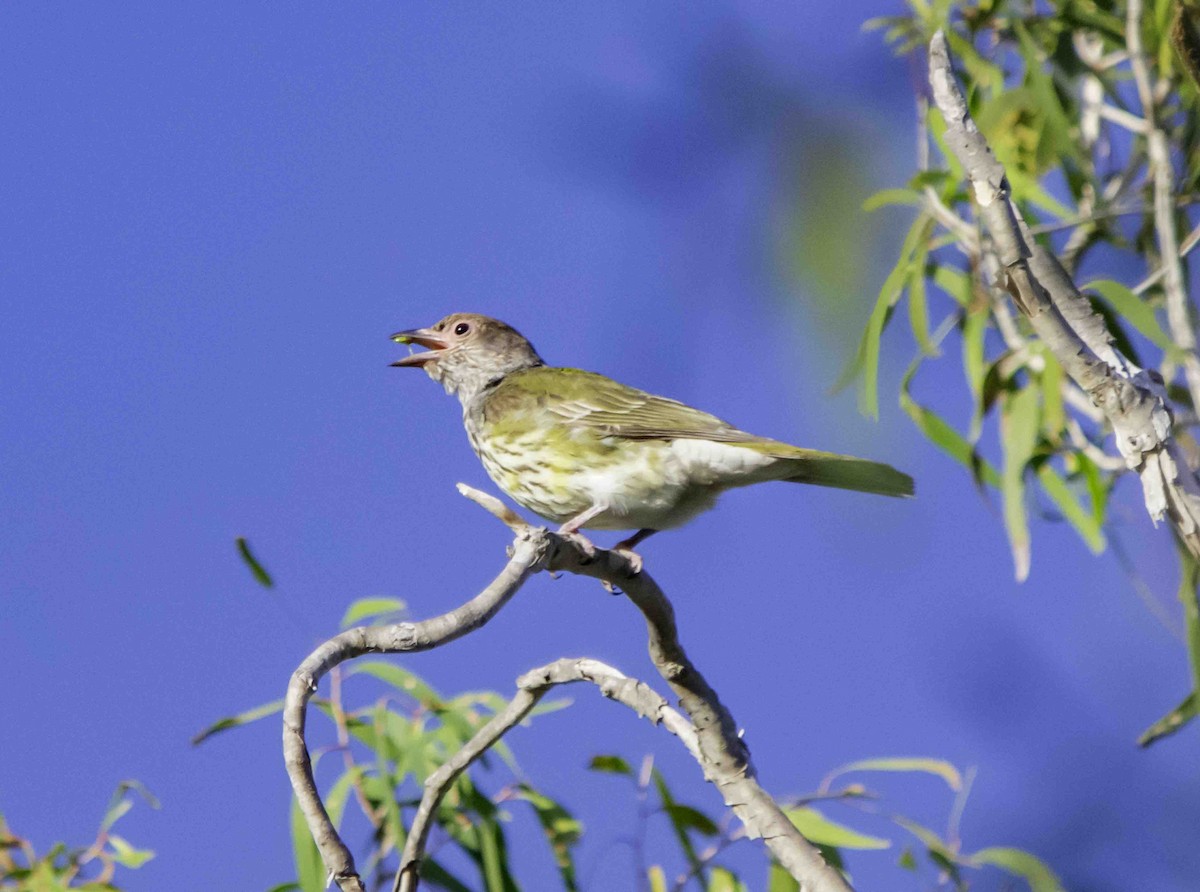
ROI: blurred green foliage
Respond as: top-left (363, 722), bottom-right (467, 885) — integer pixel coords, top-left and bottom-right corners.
top-left (844, 0), bottom-right (1200, 743)
top-left (0, 782), bottom-right (156, 891)
top-left (203, 594), bottom-right (1062, 891)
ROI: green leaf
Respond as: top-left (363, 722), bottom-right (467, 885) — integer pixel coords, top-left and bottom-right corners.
top-left (662, 803), bottom-right (721, 837)
top-left (961, 307), bottom-right (989, 404)
top-left (1038, 349), bottom-right (1065, 439)
top-left (192, 700), bottom-right (285, 745)
top-left (349, 660), bottom-right (443, 707)
top-left (290, 796), bottom-right (325, 892)
top-left (894, 817), bottom-right (963, 883)
top-left (932, 265), bottom-right (974, 308)
top-left (824, 757), bottom-right (962, 791)
top-left (477, 816), bottom-right (512, 892)
top-left (1085, 279), bottom-right (1178, 355)
top-left (322, 768), bottom-right (360, 830)
top-left (836, 213), bottom-right (933, 418)
top-left (513, 784), bottom-right (582, 892)
top-left (235, 537), bottom-right (274, 588)
top-left (786, 807), bottom-right (890, 850)
top-left (1035, 464), bottom-right (1106, 554)
top-left (862, 188), bottom-right (921, 212)
top-left (767, 861), bottom-right (801, 892)
top-left (372, 701), bottom-right (408, 850)
top-left (1178, 547), bottom-right (1200, 694)
top-left (970, 846), bottom-right (1065, 892)
top-left (1001, 385), bottom-right (1041, 581)
top-left (421, 858), bottom-right (476, 892)
top-left (98, 780), bottom-right (159, 833)
top-left (907, 237), bottom-right (939, 358)
top-left (528, 697), bottom-right (573, 718)
top-left (1138, 691), bottom-right (1198, 746)
top-left (653, 771), bottom-right (704, 878)
top-left (340, 597), bottom-right (407, 628)
top-left (106, 835), bottom-right (155, 869)
top-left (900, 355), bottom-right (1000, 488)
top-left (588, 754), bottom-right (633, 776)
top-left (707, 866), bottom-right (748, 892)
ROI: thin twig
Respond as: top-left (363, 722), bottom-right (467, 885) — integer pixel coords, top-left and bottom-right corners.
top-left (395, 658), bottom-right (700, 892)
top-left (283, 530), bottom-right (553, 892)
top-left (1128, 0), bottom-right (1200, 410)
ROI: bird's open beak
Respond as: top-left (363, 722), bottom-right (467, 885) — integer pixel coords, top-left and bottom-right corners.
top-left (390, 328), bottom-right (450, 367)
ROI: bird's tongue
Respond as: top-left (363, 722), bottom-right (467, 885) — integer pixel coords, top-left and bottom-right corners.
top-left (390, 328), bottom-right (450, 367)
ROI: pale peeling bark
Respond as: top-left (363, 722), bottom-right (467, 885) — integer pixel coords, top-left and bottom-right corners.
top-left (284, 485), bottom-right (850, 892)
top-left (928, 31), bottom-right (1200, 557)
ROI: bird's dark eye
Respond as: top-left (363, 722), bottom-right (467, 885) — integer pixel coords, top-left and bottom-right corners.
top-left (454, 322), bottom-right (470, 335)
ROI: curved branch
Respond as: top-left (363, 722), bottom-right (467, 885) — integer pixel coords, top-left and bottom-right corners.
top-left (928, 30), bottom-right (1200, 558)
top-left (394, 657), bottom-right (699, 892)
top-left (285, 486), bottom-right (850, 892)
top-left (282, 531), bottom-right (553, 892)
top-left (467, 487), bottom-right (853, 892)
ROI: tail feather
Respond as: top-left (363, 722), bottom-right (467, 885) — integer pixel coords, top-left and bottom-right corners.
top-left (783, 455), bottom-right (914, 498)
top-left (744, 441), bottom-right (914, 498)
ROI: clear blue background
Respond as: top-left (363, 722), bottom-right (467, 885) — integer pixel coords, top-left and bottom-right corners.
top-left (2, 4), bottom-right (1196, 891)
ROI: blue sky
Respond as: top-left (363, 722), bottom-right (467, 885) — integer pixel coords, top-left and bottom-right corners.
top-left (2, 4), bottom-right (1197, 891)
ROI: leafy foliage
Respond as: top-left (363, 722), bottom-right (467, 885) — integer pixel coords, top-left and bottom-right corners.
top-left (0, 783), bottom-right (156, 890)
top-left (200, 596), bottom-right (581, 892)
top-left (849, 0), bottom-right (1200, 741)
top-left (587, 753), bottom-right (1061, 892)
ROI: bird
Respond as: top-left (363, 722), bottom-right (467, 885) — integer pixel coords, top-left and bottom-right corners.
top-left (391, 313), bottom-right (912, 558)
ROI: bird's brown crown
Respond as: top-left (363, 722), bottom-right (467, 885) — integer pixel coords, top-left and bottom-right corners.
top-left (391, 313), bottom-right (544, 403)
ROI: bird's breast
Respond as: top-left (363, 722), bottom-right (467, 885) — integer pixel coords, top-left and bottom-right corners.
top-left (464, 414), bottom-right (718, 530)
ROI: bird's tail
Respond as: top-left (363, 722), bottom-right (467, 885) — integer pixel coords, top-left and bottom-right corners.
top-left (743, 441), bottom-right (914, 498)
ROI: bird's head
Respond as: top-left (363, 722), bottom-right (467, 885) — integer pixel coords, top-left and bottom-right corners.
top-left (391, 313), bottom-right (544, 402)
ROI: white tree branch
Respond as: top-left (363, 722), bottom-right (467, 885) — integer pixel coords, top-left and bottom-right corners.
top-left (928, 30), bottom-right (1200, 557)
top-left (394, 657), bottom-right (699, 892)
top-left (1128, 0), bottom-right (1200, 411)
top-left (284, 486), bottom-right (851, 892)
top-left (282, 530), bottom-right (553, 892)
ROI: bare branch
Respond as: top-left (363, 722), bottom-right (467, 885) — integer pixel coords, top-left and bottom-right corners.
top-left (394, 658), bottom-right (699, 892)
top-left (928, 30), bottom-right (1200, 559)
top-left (533, 532), bottom-right (851, 891)
top-left (285, 497), bottom-right (850, 892)
top-left (1128, 0), bottom-right (1200, 410)
top-left (282, 531), bottom-right (553, 892)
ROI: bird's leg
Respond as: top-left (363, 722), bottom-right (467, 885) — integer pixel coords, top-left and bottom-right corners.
top-left (612, 528), bottom-right (656, 577)
top-left (556, 504), bottom-right (608, 563)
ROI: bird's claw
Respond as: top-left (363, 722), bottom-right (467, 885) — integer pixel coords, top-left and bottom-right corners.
top-left (614, 547), bottom-right (644, 577)
top-left (558, 530), bottom-right (598, 564)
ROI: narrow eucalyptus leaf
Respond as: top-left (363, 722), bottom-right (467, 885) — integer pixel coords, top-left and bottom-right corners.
top-left (235, 537), bottom-right (274, 588)
top-left (786, 807), bottom-right (890, 850)
top-left (340, 597), bottom-right (407, 628)
top-left (192, 700), bottom-right (285, 745)
top-left (1000, 386), bottom-right (1041, 581)
top-left (970, 846), bottom-right (1065, 892)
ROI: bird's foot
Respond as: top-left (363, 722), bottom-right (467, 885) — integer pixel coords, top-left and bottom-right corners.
top-left (611, 529), bottom-right (653, 578)
top-left (556, 529), bottom-right (599, 565)
top-left (613, 546), bottom-right (644, 577)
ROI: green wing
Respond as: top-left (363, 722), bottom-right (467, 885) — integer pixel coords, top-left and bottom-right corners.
top-left (503, 367), bottom-right (913, 498)
top-left (509, 367), bottom-right (753, 441)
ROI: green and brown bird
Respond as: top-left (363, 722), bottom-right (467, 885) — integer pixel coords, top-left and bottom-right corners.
top-left (392, 313), bottom-right (912, 554)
